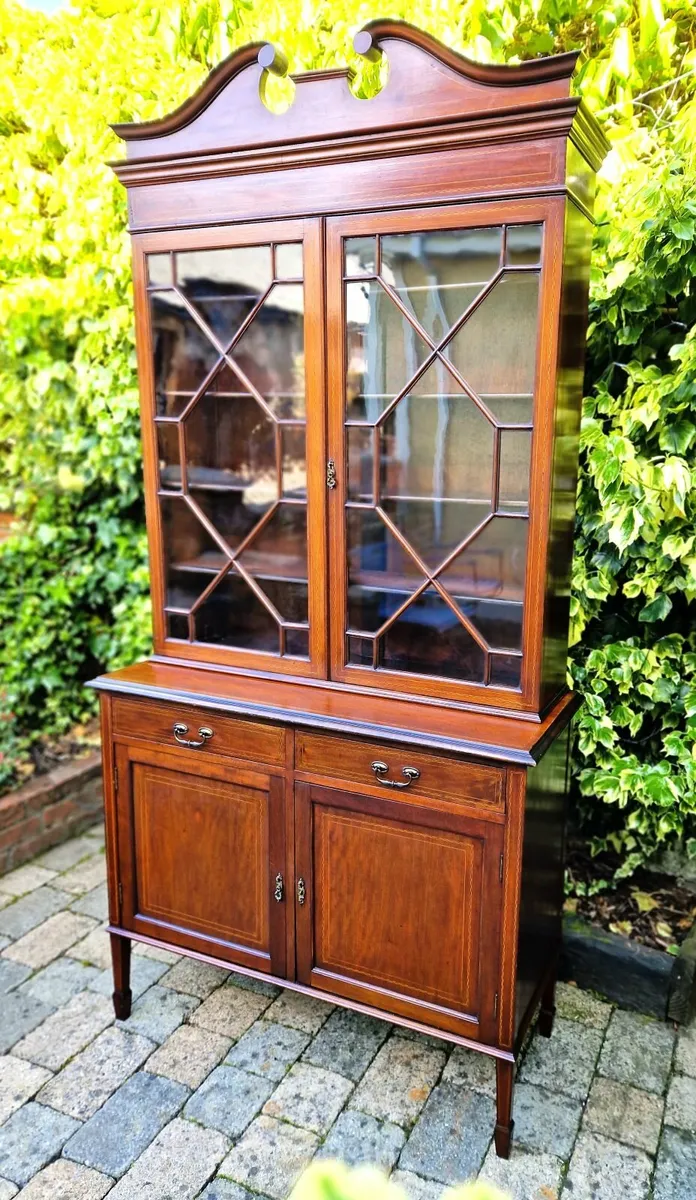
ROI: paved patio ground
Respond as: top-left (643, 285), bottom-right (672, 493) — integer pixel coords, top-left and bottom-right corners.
top-left (0, 822), bottom-right (695, 1199)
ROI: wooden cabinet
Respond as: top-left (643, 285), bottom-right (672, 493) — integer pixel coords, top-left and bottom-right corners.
top-left (114, 741), bottom-right (287, 977)
top-left (91, 20), bottom-right (607, 1161)
top-left (295, 782), bottom-right (503, 1043)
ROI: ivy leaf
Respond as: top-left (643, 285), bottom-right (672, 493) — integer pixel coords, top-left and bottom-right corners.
top-left (639, 594), bottom-right (673, 622)
top-left (660, 420), bottom-right (696, 455)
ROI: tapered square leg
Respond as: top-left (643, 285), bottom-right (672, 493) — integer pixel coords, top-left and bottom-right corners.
top-left (110, 932), bottom-right (132, 1019)
top-left (494, 1058), bottom-right (514, 1158)
top-left (538, 971), bottom-right (557, 1039)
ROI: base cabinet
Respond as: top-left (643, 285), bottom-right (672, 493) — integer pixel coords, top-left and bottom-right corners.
top-left (295, 782), bottom-right (503, 1042)
top-left (115, 742), bottom-right (287, 977)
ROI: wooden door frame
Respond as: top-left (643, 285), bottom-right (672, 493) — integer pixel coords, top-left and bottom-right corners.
top-left (131, 216), bottom-right (328, 680)
top-left (115, 740), bottom-right (288, 976)
top-left (294, 780), bottom-right (504, 1042)
top-left (325, 196), bottom-right (566, 715)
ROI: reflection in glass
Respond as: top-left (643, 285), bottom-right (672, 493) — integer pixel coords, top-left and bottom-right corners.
top-left (157, 423), bottom-right (181, 491)
top-left (347, 427), bottom-right (373, 501)
top-left (160, 496), bottom-right (225, 609)
top-left (150, 294), bottom-right (218, 395)
top-left (381, 588), bottom-right (486, 682)
top-left (490, 653), bottom-right (522, 688)
top-left (195, 571), bottom-right (278, 651)
top-left (451, 597), bottom-right (523, 652)
top-left (275, 243), bottom-right (303, 279)
top-left (381, 227), bottom-right (502, 344)
top-left (148, 254), bottom-right (172, 286)
top-left (232, 284), bottom-right (305, 418)
top-left (440, 517), bottom-right (528, 605)
top-left (445, 273), bottom-right (540, 399)
top-left (177, 246), bottom-right (272, 347)
top-left (346, 280), bottom-right (431, 421)
top-left (499, 429), bottom-right (531, 513)
top-left (380, 499), bottom-right (490, 573)
top-left (345, 237), bottom-right (377, 276)
top-left (239, 505), bottom-right (308, 591)
top-left (185, 389), bottom-right (276, 501)
top-left (285, 628), bottom-right (309, 658)
top-left (380, 364), bottom-right (493, 501)
top-left (505, 224), bottom-right (542, 266)
top-left (282, 427), bottom-right (307, 499)
top-left (167, 613), bottom-right (189, 640)
top-left (347, 634), bottom-right (375, 666)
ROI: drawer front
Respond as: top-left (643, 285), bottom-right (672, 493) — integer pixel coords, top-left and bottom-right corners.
top-left (112, 697), bottom-right (285, 766)
top-left (294, 731), bottom-right (504, 811)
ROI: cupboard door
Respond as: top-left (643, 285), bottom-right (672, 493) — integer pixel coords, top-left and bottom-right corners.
top-left (135, 218), bottom-right (327, 678)
top-left (295, 783), bottom-right (503, 1041)
top-left (327, 200), bottom-right (564, 712)
top-left (116, 743), bottom-right (287, 976)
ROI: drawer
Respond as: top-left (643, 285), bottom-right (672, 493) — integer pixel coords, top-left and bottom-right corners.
top-left (111, 697), bottom-right (285, 766)
top-left (294, 731), bottom-right (504, 811)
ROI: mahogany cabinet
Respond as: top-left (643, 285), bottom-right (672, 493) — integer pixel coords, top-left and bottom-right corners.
top-left (91, 19), bottom-right (607, 1159)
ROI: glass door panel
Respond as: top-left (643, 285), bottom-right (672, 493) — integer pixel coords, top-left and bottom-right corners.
top-left (143, 224), bottom-right (324, 673)
top-left (334, 214), bottom-right (543, 696)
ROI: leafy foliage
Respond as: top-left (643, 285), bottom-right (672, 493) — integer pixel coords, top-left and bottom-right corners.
top-left (1, 0), bottom-right (696, 878)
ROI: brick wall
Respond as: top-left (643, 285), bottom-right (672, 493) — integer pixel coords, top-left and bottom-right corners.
top-left (0, 754), bottom-right (103, 875)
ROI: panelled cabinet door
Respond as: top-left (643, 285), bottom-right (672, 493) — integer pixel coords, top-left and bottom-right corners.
top-left (115, 743), bottom-right (287, 976)
top-left (295, 783), bottom-right (504, 1041)
top-left (134, 218), bottom-right (327, 678)
top-left (327, 199), bottom-right (565, 713)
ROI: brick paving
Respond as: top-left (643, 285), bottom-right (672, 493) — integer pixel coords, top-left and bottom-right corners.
top-left (0, 822), bottom-right (694, 1199)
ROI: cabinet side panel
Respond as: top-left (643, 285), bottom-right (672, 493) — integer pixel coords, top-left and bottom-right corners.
top-left (540, 200), bottom-right (593, 712)
top-left (514, 726), bottom-right (569, 1041)
top-left (99, 694), bottom-right (121, 926)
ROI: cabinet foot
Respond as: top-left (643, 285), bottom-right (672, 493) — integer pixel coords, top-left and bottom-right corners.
top-left (110, 932), bottom-right (132, 1020)
top-left (538, 972), bottom-right (557, 1038)
top-left (494, 1059), bottom-right (514, 1159)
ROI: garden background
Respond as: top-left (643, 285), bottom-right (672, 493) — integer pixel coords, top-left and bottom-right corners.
top-left (1, 0), bottom-right (696, 889)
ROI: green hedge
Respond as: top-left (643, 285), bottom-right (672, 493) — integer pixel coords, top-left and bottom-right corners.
top-left (1, 0), bottom-right (696, 877)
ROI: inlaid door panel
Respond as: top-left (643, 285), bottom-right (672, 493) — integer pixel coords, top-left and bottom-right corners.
top-left (133, 218), bottom-right (327, 677)
top-left (116, 742), bottom-right (287, 975)
top-left (327, 199), bottom-right (565, 712)
top-left (295, 782), bottom-right (504, 1040)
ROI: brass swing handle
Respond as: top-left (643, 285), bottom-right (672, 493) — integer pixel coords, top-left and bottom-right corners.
top-left (371, 760), bottom-right (421, 789)
top-left (173, 722), bottom-right (214, 749)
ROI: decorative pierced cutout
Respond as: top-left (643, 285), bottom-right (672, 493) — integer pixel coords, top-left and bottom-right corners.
top-left (343, 222), bottom-right (541, 687)
top-left (148, 242), bottom-right (310, 658)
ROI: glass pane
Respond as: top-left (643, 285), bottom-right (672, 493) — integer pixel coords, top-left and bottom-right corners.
top-left (231, 283), bottom-right (305, 418)
top-left (380, 498), bottom-right (490, 573)
top-left (275, 243), bottom-right (303, 279)
top-left (148, 254), bottom-right (172, 286)
top-left (345, 280), bottom-right (430, 421)
top-left (440, 517), bottom-right (528, 605)
top-left (185, 388), bottom-right (276, 493)
top-left (347, 507), bottom-right (421, 588)
top-left (380, 227), bottom-right (502, 344)
top-left (445, 273), bottom-right (540, 399)
top-left (285, 628), bottom-right (309, 658)
top-left (490, 653), bottom-right (522, 688)
top-left (166, 613), bottom-right (190, 640)
top-left (176, 246), bottom-right (272, 348)
top-left (347, 634), bottom-right (375, 666)
top-left (347, 428), bottom-right (373, 501)
top-left (150, 293), bottom-right (219, 394)
top-left (160, 496), bottom-right (226, 609)
top-left (156, 424), bottom-right (181, 491)
top-left (156, 392), bottom-right (193, 419)
top-left (381, 588), bottom-right (485, 682)
top-left (345, 237), bottom-right (377, 276)
top-left (239, 504), bottom-right (308, 586)
top-left (282, 427), bottom-right (306, 500)
top-left (380, 363), bottom-right (494, 502)
top-left (499, 430), bottom-right (531, 513)
top-left (482, 394), bottom-right (534, 426)
top-left (348, 584), bottom-right (409, 634)
top-left (194, 572), bottom-right (279, 652)
top-left (451, 597), bottom-right (523, 652)
top-left (505, 224), bottom-right (542, 266)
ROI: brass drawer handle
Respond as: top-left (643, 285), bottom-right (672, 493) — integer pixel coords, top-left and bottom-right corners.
top-left (371, 760), bottom-right (421, 789)
top-left (173, 722), bottom-right (213, 749)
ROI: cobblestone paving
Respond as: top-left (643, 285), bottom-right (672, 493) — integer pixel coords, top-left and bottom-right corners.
top-left (0, 823), bottom-right (694, 1199)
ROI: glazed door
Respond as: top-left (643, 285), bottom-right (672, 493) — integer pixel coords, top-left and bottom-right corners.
top-left (116, 742), bottom-right (287, 976)
top-left (327, 199), bottom-right (564, 712)
top-left (295, 782), bottom-right (504, 1041)
top-left (134, 218), bottom-right (327, 677)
